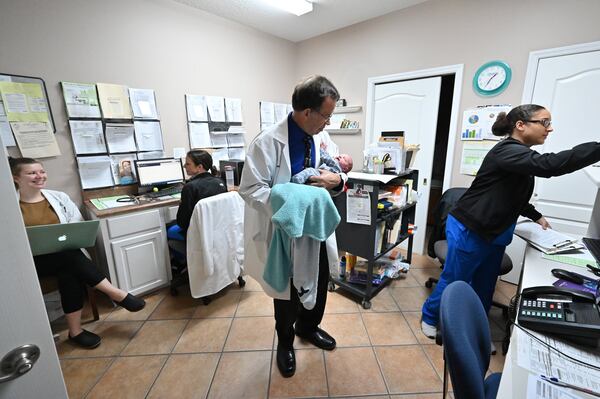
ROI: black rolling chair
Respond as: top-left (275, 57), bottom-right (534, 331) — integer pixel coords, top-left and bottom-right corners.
top-left (439, 281), bottom-right (502, 399)
top-left (425, 187), bottom-right (513, 317)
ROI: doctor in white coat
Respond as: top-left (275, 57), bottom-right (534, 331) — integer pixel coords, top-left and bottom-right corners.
top-left (239, 75), bottom-right (346, 378)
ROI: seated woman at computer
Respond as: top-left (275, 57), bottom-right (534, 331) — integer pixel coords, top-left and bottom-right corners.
top-left (167, 150), bottom-right (227, 245)
top-left (420, 104), bottom-right (600, 341)
top-left (10, 156), bottom-right (146, 349)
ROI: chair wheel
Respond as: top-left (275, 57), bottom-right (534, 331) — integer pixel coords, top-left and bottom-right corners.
top-left (361, 300), bottom-right (371, 310)
top-left (425, 280), bottom-right (433, 288)
top-left (202, 297), bottom-right (211, 305)
top-left (170, 287), bottom-right (179, 296)
top-left (238, 276), bottom-right (246, 287)
top-left (328, 281), bottom-right (335, 292)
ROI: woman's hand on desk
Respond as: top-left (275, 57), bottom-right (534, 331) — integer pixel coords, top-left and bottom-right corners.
top-left (536, 216), bottom-right (551, 230)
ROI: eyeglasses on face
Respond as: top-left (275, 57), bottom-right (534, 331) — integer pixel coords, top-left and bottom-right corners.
top-left (526, 119), bottom-right (552, 128)
top-left (311, 108), bottom-right (332, 121)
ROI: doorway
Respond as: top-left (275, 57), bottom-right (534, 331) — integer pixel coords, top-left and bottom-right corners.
top-left (365, 65), bottom-right (463, 255)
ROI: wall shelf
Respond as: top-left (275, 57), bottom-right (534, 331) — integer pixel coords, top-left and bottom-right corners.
top-left (327, 128), bottom-right (361, 135)
top-left (333, 105), bottom-right (362, 114)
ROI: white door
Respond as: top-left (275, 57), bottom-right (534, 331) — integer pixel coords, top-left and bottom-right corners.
top-left (0, 150), bottom-right (67, 397)
top-left (370, 77), bottom-right (442, 254)
top-left (523, 42), bottom-right (600, 234)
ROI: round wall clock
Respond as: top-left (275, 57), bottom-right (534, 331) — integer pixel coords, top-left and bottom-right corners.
top-left (473, 60), bottom-right (512, 97)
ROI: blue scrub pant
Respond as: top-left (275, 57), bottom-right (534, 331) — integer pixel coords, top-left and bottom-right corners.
top-left (421, 215), bottom-right (515, 326)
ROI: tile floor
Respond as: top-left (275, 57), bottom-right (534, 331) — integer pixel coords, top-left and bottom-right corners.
top-left (53, 252), bottom-right (517, 399)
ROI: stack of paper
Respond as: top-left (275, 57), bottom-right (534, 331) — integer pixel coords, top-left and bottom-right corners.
top-left (514, 221), bottom-right (584, 254)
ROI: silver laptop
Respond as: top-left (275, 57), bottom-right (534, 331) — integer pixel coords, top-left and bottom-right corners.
top-left (25, 220), bottom-right (100, 256)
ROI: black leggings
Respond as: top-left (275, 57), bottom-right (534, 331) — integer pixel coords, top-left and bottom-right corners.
top-left (34, 250), bottom-right (106, 314)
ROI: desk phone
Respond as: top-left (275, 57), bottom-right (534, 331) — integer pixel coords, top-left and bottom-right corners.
top-left (518, 286), bottom-right (600, 347)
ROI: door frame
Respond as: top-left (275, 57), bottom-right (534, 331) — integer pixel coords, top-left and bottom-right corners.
top-left (522, 40), bottom-right (600, 103)
top-left (365, 64), bottom-right (464, 191)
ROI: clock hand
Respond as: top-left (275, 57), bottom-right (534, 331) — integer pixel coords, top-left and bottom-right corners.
top-left (485, 72), bottom-right (498, 88)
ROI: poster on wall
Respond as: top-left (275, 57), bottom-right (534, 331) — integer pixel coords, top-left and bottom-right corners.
top-left (461, 105), bottom-right (511, 141)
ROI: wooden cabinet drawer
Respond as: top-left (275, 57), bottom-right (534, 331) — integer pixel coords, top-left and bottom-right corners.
top-left (106, 210), bottom-right (162, 239)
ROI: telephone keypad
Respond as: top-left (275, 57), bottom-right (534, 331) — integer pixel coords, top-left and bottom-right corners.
top-left (520, 299), bottom-right (566, 320)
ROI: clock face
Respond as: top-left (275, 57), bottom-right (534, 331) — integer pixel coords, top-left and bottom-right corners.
top-left (473, 61), bottom-right (512, 97)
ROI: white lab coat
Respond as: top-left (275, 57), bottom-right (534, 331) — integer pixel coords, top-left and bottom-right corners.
top-left (239, 117), bottom-right (345, 300)
top-left (186, 191), bottom-right (244, 298)
top-left (41, 189), bottom-right (84, 223)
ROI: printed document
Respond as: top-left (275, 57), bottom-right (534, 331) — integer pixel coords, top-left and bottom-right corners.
top-left (228, 147), bottom-right (245, 160)
top-left (0, 99), bottom-right (15, 146)
top-left (110, 154), bottom-right (137, 185)
top-left (211, 148), bottom-right (229, 168)
top-left (517, 329), bottom-right (600, 394)
top-left (526, 375), bottom-right (579, 399)
top-left (225, 97), bottom-right (243, 122)
top-left (69, 120), bottom-right (105, 154)
top-left (260, 101), bottom-right (275, 124)
top-left (227, 133), bottom-right (245, 147)
top-left (0, 81), bottom-right (49, 123)
top-left (460, 141), bottom-right (496, 176)
top-left (97, 83), bottom-right (133, 119)
top-left (188, 123), bottom-right (211, 148)
top-left (105, 123), bottom-right (136, 153)
top-left (347, 187), bottom-right (371, 225)
top-left (210, 132), bottom-right (228, 148)
top-left (274, 103), bottom-right (288, 123)
top-left (133, 121), bottom-right (163, 151)
top-left (137, 150), bottom-right (165, 160)
top-left (10, 121), bottom-right (60, 158)
top-left (206, 96), bottom-right (226, 122)
top-left (185, 95), bottom-right (208, 121)
top-left (77, 156), bottom-right (114, 189)
top-left (129, 88), bottom-right (158, 119)
top-left (514, 221), bottom-right (582, 254)
top-left (61, 82), bottom-right (101, 118)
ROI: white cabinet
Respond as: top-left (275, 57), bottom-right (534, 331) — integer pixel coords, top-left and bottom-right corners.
top-left (92, 207), bottom-right (173, 295)
top-left (111, 229), bottom-right (168, 295)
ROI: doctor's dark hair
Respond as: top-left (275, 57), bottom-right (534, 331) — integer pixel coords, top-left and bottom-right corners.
top-left (491, 104), bottom-right (546, 136)
top-left (186, 150), bottom-right (219, 177)
top-left (292, 75), bottom-right (340, 111)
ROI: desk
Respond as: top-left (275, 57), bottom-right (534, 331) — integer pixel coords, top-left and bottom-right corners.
top-left (85, 196), bottom-right (180, 296)
top-left (497, 245), bottom-right (600, 398)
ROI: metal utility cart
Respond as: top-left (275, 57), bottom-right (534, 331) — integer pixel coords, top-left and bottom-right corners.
top-left (330, 169), bottom-right (418, 309)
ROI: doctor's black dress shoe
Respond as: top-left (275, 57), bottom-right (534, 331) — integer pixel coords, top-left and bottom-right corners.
top-left (296, 327), bottom-right (336, 350)
top-left (276, 344), bottom-right (296, 378)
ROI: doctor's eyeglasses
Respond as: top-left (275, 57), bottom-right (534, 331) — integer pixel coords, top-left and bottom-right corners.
top-left (526, 119), bottom-right (552, 128)
top-left (311, 109), bottom-right (332, 122)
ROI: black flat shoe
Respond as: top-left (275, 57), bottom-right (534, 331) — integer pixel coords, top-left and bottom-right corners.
top-left (276, 344), bottom-right (296, 378)
top-left (296, 327), bottom-right (336, 350)
top-left (68, 329), bottom-right (101, 349)
top-left (116, 293), bottom-right (146, 312)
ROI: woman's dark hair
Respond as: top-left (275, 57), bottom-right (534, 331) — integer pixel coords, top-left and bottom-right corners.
top-left (187, 150), bottom-right (219, 177)
top-left (8, 157), bottom-right (41, 189)
top-left (491, 104), bottom-right (546, 136)
top-left (292, 75), bottom-right (340, 111)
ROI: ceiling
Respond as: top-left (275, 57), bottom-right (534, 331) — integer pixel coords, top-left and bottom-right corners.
top-left (172, 0), bottom-right (428, 42)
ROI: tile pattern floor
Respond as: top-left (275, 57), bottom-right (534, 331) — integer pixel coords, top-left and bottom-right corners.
top-left (54, 252), bottom-right (517, 399)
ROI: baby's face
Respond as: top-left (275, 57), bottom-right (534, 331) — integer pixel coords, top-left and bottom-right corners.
top-left (335, 154), bottom-right (353, 173)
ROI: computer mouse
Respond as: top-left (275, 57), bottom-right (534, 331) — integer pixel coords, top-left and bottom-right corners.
top-left (551, 268), bottom-right (584, 285)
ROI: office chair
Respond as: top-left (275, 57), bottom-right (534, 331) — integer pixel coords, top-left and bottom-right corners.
top-left (425, 187), bottom-right (513, 317)
top-left (168, 192), bottom-right (245, 302)
top-left (439, 281), bottom-right (502, 399)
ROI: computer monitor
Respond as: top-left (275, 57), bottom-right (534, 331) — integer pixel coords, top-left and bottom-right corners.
top-left (135, 158), bottom-right (184, 187)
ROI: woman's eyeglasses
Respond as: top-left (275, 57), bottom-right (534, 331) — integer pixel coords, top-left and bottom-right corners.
top-left (526, 119), bottom-right (552, 128)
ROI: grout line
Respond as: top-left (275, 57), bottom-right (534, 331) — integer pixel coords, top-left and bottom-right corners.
top-left (82, 356), bottom-right (118, 399)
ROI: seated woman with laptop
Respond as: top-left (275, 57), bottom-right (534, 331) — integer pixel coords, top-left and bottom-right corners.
top-left (10, 157), bottom-right (146, 349)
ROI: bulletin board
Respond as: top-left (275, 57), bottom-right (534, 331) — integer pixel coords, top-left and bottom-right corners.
top-left (0, 73), bottom-right (56, 132)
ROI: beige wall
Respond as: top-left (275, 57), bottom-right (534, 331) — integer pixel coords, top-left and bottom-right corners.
top-left (0, 0), bottom-right (297, 203)
top-left (2, 0), bottom-right (600, 203)
top-left (296, 0), bottom-right (600, 187)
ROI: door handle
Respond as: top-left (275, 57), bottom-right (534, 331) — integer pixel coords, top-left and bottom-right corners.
top-left (0, 344), bottom-right (40, 383)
